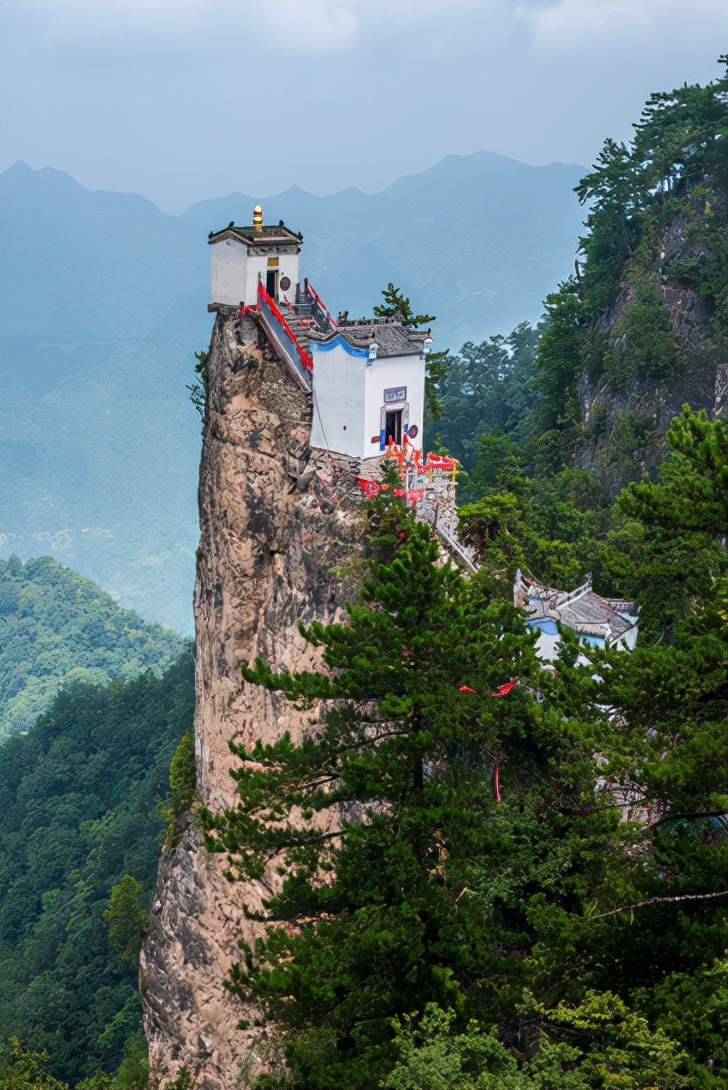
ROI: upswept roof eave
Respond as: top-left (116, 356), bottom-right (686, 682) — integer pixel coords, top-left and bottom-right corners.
top-left (207, 225), bottom-right (302, 248)
top-left (308, 332), bottom-right (370, 359)
top-left (313, 319), bottom-right (427, 359)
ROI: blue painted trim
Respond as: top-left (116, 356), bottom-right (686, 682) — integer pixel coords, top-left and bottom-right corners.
top-left (526, 618), bottom-right (558, 635)
top-left (310, 333), bottom-right (369, 359)
top-left (379, 428), bottom-right (386, 452)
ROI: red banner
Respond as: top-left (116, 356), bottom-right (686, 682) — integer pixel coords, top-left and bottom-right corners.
top-left (355, 477), bottom-right (381, 498)
top-left (425, 453), bottom-right (456, 471)
top-left (490, 678), bottom-right (519, 698)
top-left (457, 678), bottom-right (520, 697)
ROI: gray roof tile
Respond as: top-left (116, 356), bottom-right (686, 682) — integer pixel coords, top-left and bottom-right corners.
top-left (311, 318), bottom-right (427, 358)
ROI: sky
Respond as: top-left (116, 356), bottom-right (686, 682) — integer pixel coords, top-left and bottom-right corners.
top-left (0, 0), bottom-right (724, 212)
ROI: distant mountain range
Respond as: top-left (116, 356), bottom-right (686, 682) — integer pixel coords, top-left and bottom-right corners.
top-left (0, 152), bottom-right (586, 631)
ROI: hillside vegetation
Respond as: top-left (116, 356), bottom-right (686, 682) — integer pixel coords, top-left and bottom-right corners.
top-left (0, 655), bottom-right (195, 1086)
top-left (434, 65), bottom-right (727, 598)
top-left (201, 72), bottom-right (726, 1086)
top-left (1, 66), bottom-right (726, 1090)
top-left (0, 556), bottom-right (186, 741)
top-left (201, 410), bottom-right (727, 1089)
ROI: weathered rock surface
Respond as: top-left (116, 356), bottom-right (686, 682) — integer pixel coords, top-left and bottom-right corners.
top-left (141, 311), bottom-right (362, 1087)
top-left (576, 210), bottom-right (727, 491)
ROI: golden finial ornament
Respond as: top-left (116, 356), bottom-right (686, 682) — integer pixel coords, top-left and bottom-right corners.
top-left (253, 205), bottom-right (263, 232)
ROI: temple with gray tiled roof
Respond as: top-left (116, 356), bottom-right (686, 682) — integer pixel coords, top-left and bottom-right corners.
top-left (208, 204), bottom-right (303, 309)
top-left (207, 205), bottom-right (428, 462)
top-left (514, 568), bottom-right (638, 659)
top-left (205, 207), bottom-right (640, 647)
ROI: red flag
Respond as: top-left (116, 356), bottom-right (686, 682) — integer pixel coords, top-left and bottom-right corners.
top-left (490, 678), bottom-right (519, 698)
top-left (355, 477), bottom-right (380, 499)
top-left (425, 453), bottom-right (456, 471)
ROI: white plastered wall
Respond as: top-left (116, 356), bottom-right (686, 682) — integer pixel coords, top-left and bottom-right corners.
top-left (211, 240), bottom-right (301, 306)
top-left (364, 354), bottom-right (425, 455)
top-left (310, 343), bottom-right (366, 457)
top-left (244, 250), bottom-right (300, 305)
top-left (210, 238), bottom-right (249, 306)
top-left (310, 345), bottom-right (426, 460)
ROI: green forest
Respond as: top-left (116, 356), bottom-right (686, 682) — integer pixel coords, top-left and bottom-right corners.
top-left (1, 66), bottom-right (727, 1090)
top-left (198, 64), bottom-right (728, 1090)
top-left (0, 557), bottom-right (186, 741)
top-left (0, 656), bottom-right (195, 1087)
top-left (202, 403), bottom-right (727, 1089)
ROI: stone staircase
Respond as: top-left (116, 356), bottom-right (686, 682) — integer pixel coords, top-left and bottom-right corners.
top-left (279, 300), bottom-right (317, 352)
top-left (254, 281), bottom-right (337, 392)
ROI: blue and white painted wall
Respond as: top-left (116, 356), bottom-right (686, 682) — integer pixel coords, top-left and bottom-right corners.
top-left (309, 336), bottom-right (425, 461)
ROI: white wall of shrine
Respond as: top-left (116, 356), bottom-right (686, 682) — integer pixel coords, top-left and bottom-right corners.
top-left (210, 238), bottom-right (300, 307)
top-left (310, 338), bottom-right (425, 460)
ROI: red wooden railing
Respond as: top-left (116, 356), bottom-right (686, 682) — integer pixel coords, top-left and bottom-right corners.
top-left (257, 281), bottom-right (313, 373)
top-left (303, 278), bottom-right (337, 330)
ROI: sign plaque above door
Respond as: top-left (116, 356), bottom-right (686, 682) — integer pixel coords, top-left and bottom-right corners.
top-left (383, 386), bottom-right (407, 404)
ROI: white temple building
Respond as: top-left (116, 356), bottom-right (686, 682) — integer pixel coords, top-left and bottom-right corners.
top-left (207, 206), bottom-right (638, 657)
top-left (209, 205), bottom-right (427, 463)
top-left (514, 569), bottom-right (638, 660)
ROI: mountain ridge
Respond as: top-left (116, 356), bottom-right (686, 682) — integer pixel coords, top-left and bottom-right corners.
top-left (2, 147), bottom-right (585, 212)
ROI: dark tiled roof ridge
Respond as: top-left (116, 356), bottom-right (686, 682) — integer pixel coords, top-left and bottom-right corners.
top-left (337, 315), bottom-right (423, 329)
top-left (208, 222), bottom-right (302, 245)
top-left (309, 318), bottom-right (427, 358)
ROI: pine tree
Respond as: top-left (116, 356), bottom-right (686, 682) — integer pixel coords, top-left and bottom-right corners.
top-left (200, 494), bottom-right (620, 1088)
top-left (373, 283), bottom-right (451, 421)
top-left (533, 408), bottom-right (728, 1082)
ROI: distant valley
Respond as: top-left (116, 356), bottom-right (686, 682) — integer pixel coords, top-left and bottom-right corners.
top-left (0, 152), bottom-right (586, 631)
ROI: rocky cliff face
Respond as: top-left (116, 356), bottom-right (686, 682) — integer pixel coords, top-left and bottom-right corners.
top-left (576, 199), bottom-right (727, 492)
top-left (577, 292), bottom-right (726, 492)
top-left (141, 310), bottom-right (361, 1088)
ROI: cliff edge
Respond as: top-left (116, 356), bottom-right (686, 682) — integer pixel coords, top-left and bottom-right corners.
top-left (140, 310), bottom-right (361, 1087)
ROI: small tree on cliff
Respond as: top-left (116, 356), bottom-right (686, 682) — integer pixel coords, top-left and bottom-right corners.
top-left (199, 491), bottom-right (618, 1089)
top-left (374, 283), bottom-right (451, 420)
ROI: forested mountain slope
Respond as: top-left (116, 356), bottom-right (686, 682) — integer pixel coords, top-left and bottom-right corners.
top-left (432, 66), bottom-right (727, 609)
top-left (0, 655), bottom-right (195, 1085)
top-left (192, 414), bottom-right (727, 1090)
top-left (536, 68), bottom-right (727, 492)
top-left (436, 65), bottom-right (726, 499)
top-left (0, 556), bottom-right (186, 740)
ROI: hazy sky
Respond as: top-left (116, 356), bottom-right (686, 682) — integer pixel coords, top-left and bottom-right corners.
top-left (0, 0), bottom-right (724, 212)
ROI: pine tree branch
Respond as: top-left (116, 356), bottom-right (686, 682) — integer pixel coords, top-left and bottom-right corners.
top-left (590, 888), bottom-right (728, 920)
top-left (646, 810), bottom-right (728, 830)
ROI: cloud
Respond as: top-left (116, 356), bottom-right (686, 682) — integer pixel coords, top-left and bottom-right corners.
top-left (14, 0), bottom-right (360, 54)
top-left (516, 0), bottom-right (726, 53)
top-left (12, 0), bottom-right (485, 56)
top-left (258, 0), bottom-right (361, 56)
